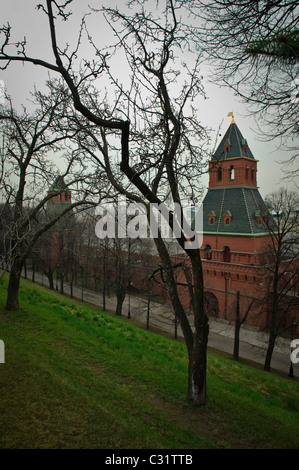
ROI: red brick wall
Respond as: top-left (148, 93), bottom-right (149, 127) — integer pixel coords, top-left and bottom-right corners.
top-left (209, 158), bottom-right (257, 188)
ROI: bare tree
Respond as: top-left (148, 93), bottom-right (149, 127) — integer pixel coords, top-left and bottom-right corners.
top-left (31, 230), bottom-right (56, 290)
top-left (260, 188), bottom-right (299, 371)
top-left (188, 0), bottom-right (299, 181)
top-left (0, 83), bottom-right (93, 310)
top-left (0, 202), bottom-right (12, 276)
top-left (232, 291), bottom-right (256, 361)
top-left (0, 0), bottom-right (211, 406)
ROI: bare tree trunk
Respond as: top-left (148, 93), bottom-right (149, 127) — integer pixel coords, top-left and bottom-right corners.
top-left (264, 333), bottom-right (276, 372)
top-left (103, 279), bottom-right (106, 311)
top-left (47, 271), bottom-right (54, 290)
top-left (264, 266), bottom-right (279, 371)
top-left (60, 275), bottom-right (64, 294)
top-left (189, 251), bottom-right (209, 406)
top-left (24, 259), bottom-right (27, 279)
top-left (264, 309), bottom-right (277, 371)
top-left (115, 283), bottom-right (126, 316)
top-left (6, 261), bottom-right (22, 310)
top-left (153, 232), bottom-right (208, 405)
top-left (32, 260), bottom-right (35, 282)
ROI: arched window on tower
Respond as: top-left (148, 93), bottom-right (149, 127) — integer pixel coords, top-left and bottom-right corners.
top-left (224, 138), bottom-right (231, 152)
top-left (217, 167), bottom-right (222, 182)
top-left (223, 246), bottom-right (231, 263)
top-left (251, 166), bottom-right (255, 181)
top-left (223, 210), bottom-right (232, 225)
top-left (229, 165), bottom-right (234, 180)
top-left (204, 245), bottom-right (212, 260)
top-left (246, 165), bottom-right (249, 180)
top-left (208, 211), bottom-right (216, 225)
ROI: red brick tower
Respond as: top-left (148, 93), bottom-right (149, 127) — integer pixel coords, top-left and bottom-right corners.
top-left (200, 114), bottom-right (275, 328)
top-left (46, 174), bottom-right (73, 269)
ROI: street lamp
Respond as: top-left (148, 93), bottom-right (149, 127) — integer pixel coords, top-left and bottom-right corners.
top-left (147, 290), bottom-right (152, 330)
top-left (127, 238), bottom-right (131, 319)
top-left (127, 278), bottom-right (132, 319)
top-left (56, 264), bottom-right (59, 291)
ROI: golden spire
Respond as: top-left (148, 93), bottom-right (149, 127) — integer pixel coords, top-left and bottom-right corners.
top-left (227, 112), bottom-right (235, 124)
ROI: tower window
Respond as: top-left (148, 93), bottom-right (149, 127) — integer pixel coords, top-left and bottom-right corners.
top-left (255, 209), bottom-right (269, 225)
top-left (204, 245), bottom-right (212, 260)
top-left (223, 210), bottom-right (232, 225)
top-left (224, 138), bottom-right (231, 152)
top-left (229, 165), bottom-right (234, 180)
top-left (246, 165), bottom-right (249, 179)
top-left (217, 167), bottom-right (222, 182)
top-left (251, 166), bottom-right (255, 181)
top-left (223, 246), bottom-right (231, 263)
top-left (208, 211), bottom-right (216, 225)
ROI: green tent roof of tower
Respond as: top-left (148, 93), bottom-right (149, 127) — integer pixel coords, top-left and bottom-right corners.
top-left (49, 174), bottom-right (69, 192)
top-left (212, 122), bottom-right (256, 161)
top-left (201, 187), bottom-right (276, 235)
top-left (196, 116), bottom-right (278, 236)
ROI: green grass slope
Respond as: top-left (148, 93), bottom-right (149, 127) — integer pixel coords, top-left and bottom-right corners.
top-left (0, 276), bottom-right (298, 449)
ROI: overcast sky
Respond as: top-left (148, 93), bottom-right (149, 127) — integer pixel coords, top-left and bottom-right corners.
top-left (1, 0), bottom-right (298, 198)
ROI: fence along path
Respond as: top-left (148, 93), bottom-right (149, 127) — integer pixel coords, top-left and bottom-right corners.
top-left (20, 269), bottom-right (298, 376)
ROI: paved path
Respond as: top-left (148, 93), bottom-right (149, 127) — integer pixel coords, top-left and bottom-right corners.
top-left (24, 270), bottom-right (299, 378)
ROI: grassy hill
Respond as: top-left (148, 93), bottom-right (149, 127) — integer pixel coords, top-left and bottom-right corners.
top-left (0, 275), bottom-right (298, 449)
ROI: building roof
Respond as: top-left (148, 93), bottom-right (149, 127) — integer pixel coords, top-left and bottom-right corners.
top-left (201, 187), bottom-right (276, 235)
top-left (46, 174), bottom-right (75, 230)
top-left (48, 174), bottom-right (68, 192)
top-left (212, 122), bottom-right (256, 162)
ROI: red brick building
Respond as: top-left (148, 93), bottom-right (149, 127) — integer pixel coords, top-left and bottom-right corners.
top-left (44, 130), bottom-right (298, 332)
top-left (46, 174), bottom-right (74, 269)
top-left (194, 114), bottom-right (298, 331)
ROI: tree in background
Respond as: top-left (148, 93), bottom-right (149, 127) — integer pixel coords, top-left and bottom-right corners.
top-left (232, 292), bottom-right (256, 361)
top-left (0, 82), bottom-right (93, 310)
top-left (188, 0), bottom-right (299, 181)
top-left (261, 188), bottom-right (299, 371)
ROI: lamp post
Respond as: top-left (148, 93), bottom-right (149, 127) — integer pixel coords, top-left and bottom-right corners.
top-left (127, 278), bottom-right (131, 319)
top-left (56, 264), bottom-right (59, 291)
top-left (289, 318), bottom-right (297, 378)
top-left (127, 238), bottom-right (131, 319)
top-left (147, 290), bottom-right (152, 330)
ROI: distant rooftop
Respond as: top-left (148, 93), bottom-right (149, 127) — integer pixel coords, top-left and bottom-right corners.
top-left (49, 174), bottom-right (68, 192)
